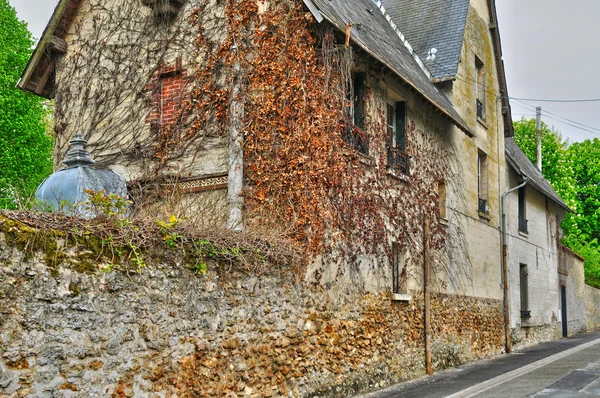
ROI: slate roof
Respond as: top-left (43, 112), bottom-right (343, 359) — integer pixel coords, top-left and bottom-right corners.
top-left (383, 0), bottom-right (469, 81)
top-left (309, 0), bottom-right (473, 136)
top-left (505, 138), bottom-right (571, 213)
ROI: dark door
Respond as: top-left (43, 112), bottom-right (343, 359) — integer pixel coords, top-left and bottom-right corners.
top-left (561, 285), bottom-right (568, 337)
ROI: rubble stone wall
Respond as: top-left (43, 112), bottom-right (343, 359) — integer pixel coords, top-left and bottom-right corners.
top-left (0, 244), bottom-right (504, 397)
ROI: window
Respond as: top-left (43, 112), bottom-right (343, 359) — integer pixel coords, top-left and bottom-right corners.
top-left (520, 264), bottom-right (530, 318)
top-left (439, 181), bottom-right (447, 219)
top-left (518, 186), bottom-right (528, 233)
top-left (477, 150), bottom-right (488, 214)
top-left (475, 56), bottom-right (486, 121)
top-left (386, 101), bottom-right (409, 174)
top-left (392, 243), bottom-right (407, 294)
top-left (343, 73), bottom-right (369, 155)
top-left (353, 74), bottom-right (366, 130)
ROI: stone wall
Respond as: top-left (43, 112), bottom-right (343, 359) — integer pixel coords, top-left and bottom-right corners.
top-left (0, 243), bottom-right (504, 397)
top-left (560, 245), bottom-right (600, 336)
top-left (558, 245), bottom-right (600, 334)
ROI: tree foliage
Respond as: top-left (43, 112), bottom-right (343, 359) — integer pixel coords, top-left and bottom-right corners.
top-left (0, 0), bottom-right (53, 208)
top-left (512, 118), bottom-right (576, 208)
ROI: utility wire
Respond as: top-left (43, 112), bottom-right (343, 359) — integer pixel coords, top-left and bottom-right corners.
top-left (510, 98), bottom-right (600, 137)
top-left (509, 96), bottom-right (600, 103)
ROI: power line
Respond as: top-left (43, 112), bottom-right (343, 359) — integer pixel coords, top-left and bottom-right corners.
top-left (509, 96), bottom-right (600, 103)
top-left (509, 98), bottom-right (600, 137)
top-left (542, 108), bottom-right (600, 134)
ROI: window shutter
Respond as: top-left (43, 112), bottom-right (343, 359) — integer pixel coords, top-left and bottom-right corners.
top-left (353, 74), bottom-right (365, 130)
top-left (395, 101), bottom-right (406, 152)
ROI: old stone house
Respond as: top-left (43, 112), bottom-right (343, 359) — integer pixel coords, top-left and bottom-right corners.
top-left (18, 0), bottom-right (514, 295)
top-left (10, 0), bottom-right (566, 396)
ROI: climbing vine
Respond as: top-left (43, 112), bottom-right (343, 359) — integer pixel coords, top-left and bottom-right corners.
top-left (53, 0), bottom-right (472, 288)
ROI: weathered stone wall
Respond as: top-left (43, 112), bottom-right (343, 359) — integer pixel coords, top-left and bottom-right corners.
top-left (560, 245), bottom-right (588, 336)
top-left (0, 242), bottom-right (504, 397)
top-left (584, 285), bottom-right (600, 332)
top-left (558, 245), bottom-right (600, 335)
top-left (56, 0), bottom-right (229, 181)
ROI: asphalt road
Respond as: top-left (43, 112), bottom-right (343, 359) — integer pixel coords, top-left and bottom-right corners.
top-left (357, 332), bottom-right (600, 398)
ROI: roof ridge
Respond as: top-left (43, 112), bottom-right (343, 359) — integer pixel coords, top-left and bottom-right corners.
top-left (370, 0), bottom-right (433, 81)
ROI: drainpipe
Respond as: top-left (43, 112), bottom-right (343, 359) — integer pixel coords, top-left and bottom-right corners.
top-left (500, 176), bottom-right (529, 353)
top-left (227, 54), bottom-right (245, 231)
top-left (423, 211), bottom-right (432, 375)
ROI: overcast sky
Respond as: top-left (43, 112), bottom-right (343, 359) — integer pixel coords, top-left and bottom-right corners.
top-left (8, 0), bottom-right (600, 143)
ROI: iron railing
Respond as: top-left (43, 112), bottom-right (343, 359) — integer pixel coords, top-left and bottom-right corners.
top-left (518, 216), bottom-right (529, 234)
top-left (476, 98), bottom-right (484, 120)
top-left (387, 146), bottom-right (411, 175)
top-left (392, 248), bottom-right (405, 294)
top-left (478, 197), bottom-right (487, 214)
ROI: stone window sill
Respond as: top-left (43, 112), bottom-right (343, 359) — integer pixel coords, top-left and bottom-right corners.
top-left (392, 293), bottom-right (412, 302)
top-left (477, 116), bottom-right (488, 129)
top-left (386, 168), bottom-right (410, 182)
top-left (342, 146), bottom-right (374, 167)
top-left (478, 211), bottom-right (490, 221)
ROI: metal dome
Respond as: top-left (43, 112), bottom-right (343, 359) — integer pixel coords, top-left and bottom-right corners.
top-left (35, 135), bottom-right (128, 216)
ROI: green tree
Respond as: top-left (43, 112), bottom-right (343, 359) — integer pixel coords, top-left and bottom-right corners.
top-left (566, 139), bottom-right (600, 241)
top-left (512, 118), bottom-right (576, 209)
top-left (0, 0), bottom-right (53, 208)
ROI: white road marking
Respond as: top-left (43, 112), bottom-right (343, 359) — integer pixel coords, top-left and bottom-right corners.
top-left (444, 338), bottom-right (600, 398)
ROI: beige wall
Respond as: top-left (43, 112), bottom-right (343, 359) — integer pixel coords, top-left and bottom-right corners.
top-left (505, 168), bottom-right (563, 333)
top-left (438, 2), bottom-right (507, 300)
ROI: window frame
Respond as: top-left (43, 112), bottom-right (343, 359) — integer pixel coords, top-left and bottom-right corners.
top-left (475, 55), bottom-right (486, 122)
top-left (520, 263), bottom-right (530, 318)
top-left (343, 72), bottom-right (369, 156)
top-left (518, 186), bottom-right (528, 234)
top-left (439, 181), bottom-right (447, 220)
top-left (477, 150), bottom-right (489, 214)
top-left (386, 100), bottom-right (409, 175)
top-left (392, 242), bottom-right (407, 295)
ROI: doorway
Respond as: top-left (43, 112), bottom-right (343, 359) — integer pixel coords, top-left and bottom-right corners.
top-left (561, 285), bottom-right (568, 337)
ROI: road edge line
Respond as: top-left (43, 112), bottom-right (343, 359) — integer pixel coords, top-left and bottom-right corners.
top-left (444, 337), bottom-right (600, 398)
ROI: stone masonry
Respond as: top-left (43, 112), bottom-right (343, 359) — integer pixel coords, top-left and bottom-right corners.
top-left (0, 237), bottom-right (504, 397)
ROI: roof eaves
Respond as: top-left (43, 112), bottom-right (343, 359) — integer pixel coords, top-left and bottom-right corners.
top-left (17, 0), bottom-right (69, 93)
top-left (505, 141), bottom-right (572, 213)
top-left (487, 0), bottom-right (514, 138)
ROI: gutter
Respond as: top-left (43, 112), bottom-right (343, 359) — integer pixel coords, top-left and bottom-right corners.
top-left (500, 176), bottom-right (528, 353)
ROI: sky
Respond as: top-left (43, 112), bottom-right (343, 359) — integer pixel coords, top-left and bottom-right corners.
top-left (8, 0), bottom-right (600, 143)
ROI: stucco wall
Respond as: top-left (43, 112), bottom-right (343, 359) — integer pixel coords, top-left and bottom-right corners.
top-left (505, 167), bottom-right (562, 344)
